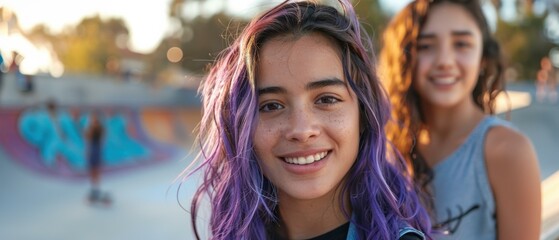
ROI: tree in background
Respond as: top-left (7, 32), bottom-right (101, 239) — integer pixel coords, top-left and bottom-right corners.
top-left (58, 16), bottom-right (130, 74)
top-left (495, 13), bottom-right (555, 80)
top-left (163, 0), bottom-right (248, 74)
top-left (492, 0), bottom-right (557, 80)
top-left (0, 6), bottom-right (133, 77)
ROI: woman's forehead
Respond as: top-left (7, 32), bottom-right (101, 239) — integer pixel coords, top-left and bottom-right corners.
top-left (256, 33), bottom-right (344, 84)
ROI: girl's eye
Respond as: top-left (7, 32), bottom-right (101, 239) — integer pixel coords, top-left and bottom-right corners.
top-left (259, 102), bottom-right (284, 112)
top-left (417, 43), bottom-right (432, 51)
top-left (316, 96), bottom-right (340, 105)
top-left (455, 40), bottom-right (471, 49)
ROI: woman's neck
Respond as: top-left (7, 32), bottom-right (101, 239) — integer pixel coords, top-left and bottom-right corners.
top-left (277, 189), bottom-right (350, 239)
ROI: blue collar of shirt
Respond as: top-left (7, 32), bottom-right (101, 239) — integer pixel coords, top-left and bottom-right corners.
top-left (346, 221), bottom-right (425, 240)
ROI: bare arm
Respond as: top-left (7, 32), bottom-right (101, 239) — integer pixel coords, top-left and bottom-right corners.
top-left (486, 126), bottom-right (541, 240)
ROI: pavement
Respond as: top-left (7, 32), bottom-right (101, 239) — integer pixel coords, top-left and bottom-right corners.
top-left (0, 75), bottom-right (557, 240)
top-left (505, 84), bottom-right (559, 240)
top-left (501, 90), bottom-right (559, 240)
top-left (0, 146), bottom-right (200, 240)
top-left (543, 172), bottom-right (559, 240)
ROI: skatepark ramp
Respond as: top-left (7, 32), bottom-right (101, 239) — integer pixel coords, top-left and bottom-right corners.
top-left (0, 106), bottom-right (200, 178)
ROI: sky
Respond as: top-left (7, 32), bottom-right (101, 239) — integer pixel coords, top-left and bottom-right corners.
top-left (0, 0), bottom-right (410, 54)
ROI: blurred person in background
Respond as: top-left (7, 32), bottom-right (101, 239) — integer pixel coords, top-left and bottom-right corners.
top-left (537, 56), bottom-right (558, 103)
top-left (182, 0), bottom-right (432, 239)
top-left (9, 51), bottom-right (22, 80)
top-left (85, 111), bottom-right (110, 205)
top-left (8, 51), bottom-right (33, 94)
top-left (0, 50), bottom-right (4, 93)
top-left (380, 0), bottom-right (541, 239)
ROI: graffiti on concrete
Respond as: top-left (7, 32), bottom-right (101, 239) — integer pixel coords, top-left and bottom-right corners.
top-left (18, 108), bottom-right (150, 171)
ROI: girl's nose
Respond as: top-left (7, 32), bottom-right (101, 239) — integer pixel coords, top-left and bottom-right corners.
top-left (435, 43), bottom-right (455, 70)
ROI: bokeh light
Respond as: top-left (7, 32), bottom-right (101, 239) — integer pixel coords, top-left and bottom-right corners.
top-left (166, 46), bottom-right (183, 63)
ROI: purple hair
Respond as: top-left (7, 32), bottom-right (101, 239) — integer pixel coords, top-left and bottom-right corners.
top-left (185, 1), bottom-right (432, 239)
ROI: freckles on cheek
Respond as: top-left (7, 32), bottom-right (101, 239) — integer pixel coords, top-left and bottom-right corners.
top-left (328, 112), bottom-right (349, 131)
top-left (327, 104), bottom-right (360, 135)
top-left (266, 124), bottom-right (279, 135)
top-left (257, 121), bottom-right (280, 138)
top-left (266, 121), bottom-right (279, 134)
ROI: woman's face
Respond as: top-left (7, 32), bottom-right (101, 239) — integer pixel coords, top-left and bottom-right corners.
top-left (414, 2), bottom-right (484, 109)
top-left (254, 33), bottom-right (360, 203)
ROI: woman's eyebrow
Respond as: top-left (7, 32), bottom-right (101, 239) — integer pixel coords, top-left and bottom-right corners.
top-left (306, 78), bottom-right (345, 90)
top-left (257, 78), bottom-right (345, 96)
top-left (258, 86), bottom-right (286, 96)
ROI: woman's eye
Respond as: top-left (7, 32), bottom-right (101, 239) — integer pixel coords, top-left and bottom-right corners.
top-left (316, 96), bottom-right (340, 105)
top-left (259, 102), bottom-right (284, 112)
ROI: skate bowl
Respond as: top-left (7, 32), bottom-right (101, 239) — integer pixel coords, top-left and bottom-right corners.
top-left (0, 106), bottom-right (201, 178)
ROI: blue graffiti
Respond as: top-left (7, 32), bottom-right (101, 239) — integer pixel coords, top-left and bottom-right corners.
top-left (18, 108), bottom-right (150, 171)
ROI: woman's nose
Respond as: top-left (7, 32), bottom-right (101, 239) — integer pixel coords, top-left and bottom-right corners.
top-left (284, 107), bottom-right (320, 143)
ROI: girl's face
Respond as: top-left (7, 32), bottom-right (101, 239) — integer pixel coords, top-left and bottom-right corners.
top-left (254, 33), bottom-right (360, 203)
top-left (414, 2), bottom-right (483, 109)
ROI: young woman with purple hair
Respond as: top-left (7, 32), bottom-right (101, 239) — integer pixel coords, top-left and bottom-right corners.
top-left (184, 1), bottom-right (431, 239)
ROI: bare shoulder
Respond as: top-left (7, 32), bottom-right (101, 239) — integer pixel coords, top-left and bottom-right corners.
top-left (485, 125), bottom-right (537, 168)
top-left (484, 124), bottom-right (542, 239)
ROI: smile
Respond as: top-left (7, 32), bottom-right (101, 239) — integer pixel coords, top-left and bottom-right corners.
top-left (283, 151), bottom-right (328, 165)
top-left (431, 77), bottom-right (458, 85)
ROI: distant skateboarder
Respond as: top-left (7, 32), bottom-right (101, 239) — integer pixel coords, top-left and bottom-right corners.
top-left (85, 112), bottom-right (111, 205)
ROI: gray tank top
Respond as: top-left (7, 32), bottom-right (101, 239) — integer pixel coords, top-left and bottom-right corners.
top-left (430, 116), bottom-right (512, 240)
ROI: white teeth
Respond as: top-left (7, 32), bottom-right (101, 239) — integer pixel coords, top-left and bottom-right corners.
top-left (305, 155), bottom-right (314, 164)
top-left (432, 77), bottom-right (456, 84)
top-left (313, 153), bottom-right (321, 161)
top-left (284, 151), bottom-right (328, 165)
